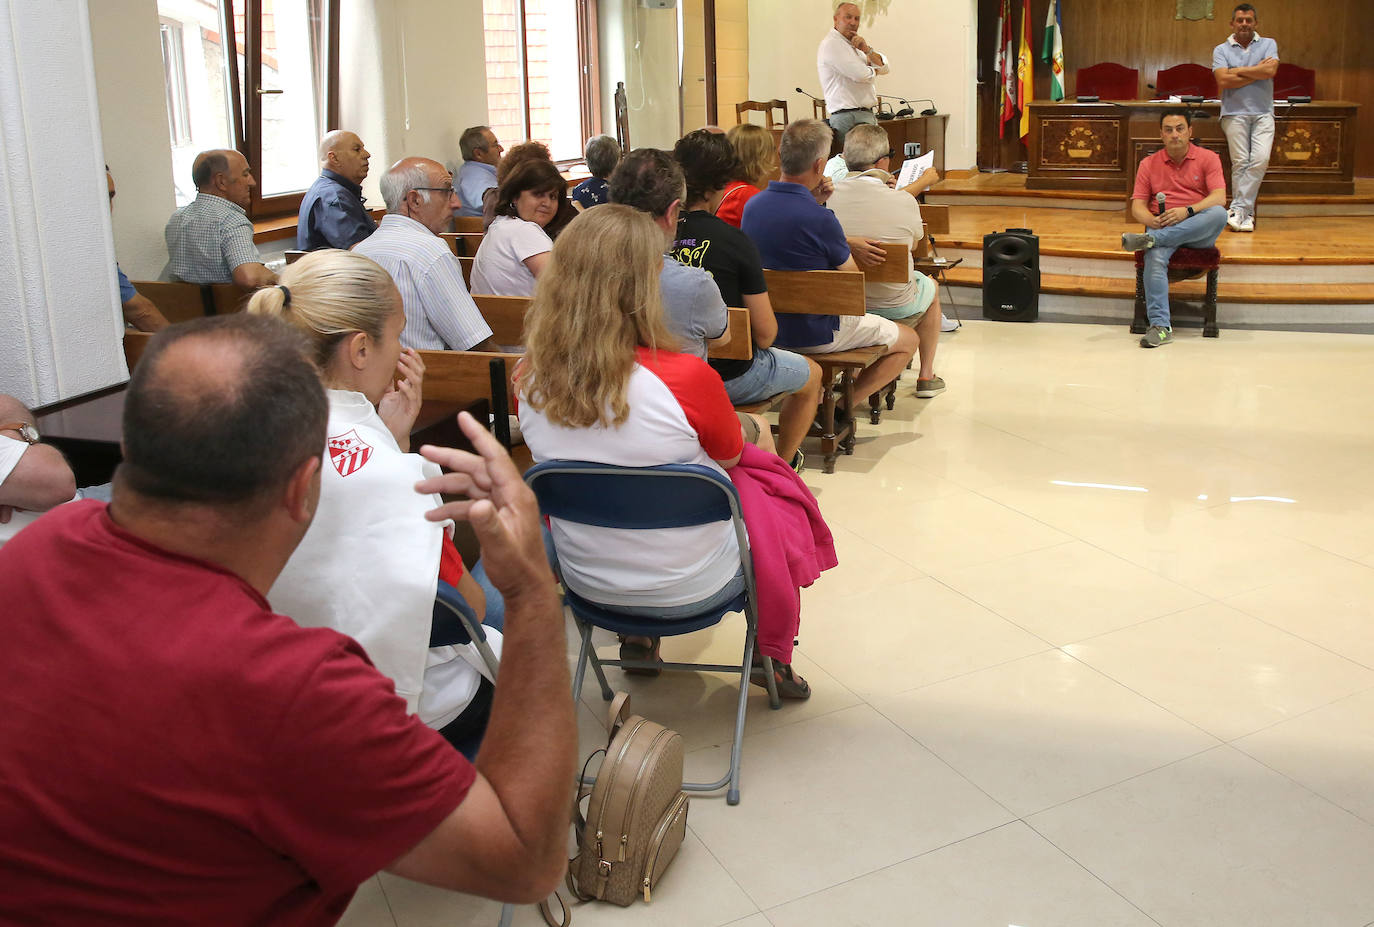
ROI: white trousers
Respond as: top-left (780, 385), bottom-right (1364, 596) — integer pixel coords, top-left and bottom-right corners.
top-left (1220, 113), bottom-right (1275, 218)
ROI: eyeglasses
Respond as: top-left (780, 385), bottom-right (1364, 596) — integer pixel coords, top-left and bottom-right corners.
top-left (884, 149), bottom-right (896, 161)
top-left (415, 185), bottom-right (457, 197)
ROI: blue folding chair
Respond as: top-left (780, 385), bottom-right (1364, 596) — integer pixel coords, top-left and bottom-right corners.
top-left (525, 461), bottom-right (780, 806)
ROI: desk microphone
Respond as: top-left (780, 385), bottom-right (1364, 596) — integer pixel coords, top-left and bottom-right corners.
top-left (891, 96), bottom-right (938, 117)
top-left (1156, 192), bottom-right (1167, 216)
top-left (795, 87), bottom-right (826, 106)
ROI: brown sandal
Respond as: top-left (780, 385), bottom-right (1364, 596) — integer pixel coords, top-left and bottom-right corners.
top-left (618, 635), bottom-right (663, 677)
top-left (750, 659), bottom-right (811, 700)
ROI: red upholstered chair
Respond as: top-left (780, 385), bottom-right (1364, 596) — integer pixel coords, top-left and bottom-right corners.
top-left (1273, 62), bottom-right (1315, 99)
top-left (1131, 248), bottom-right (1222, 338)
top-left (1153, 63), bottom-right (1218, 99)
top-left (1075, 62), bottom-right (1139, 100)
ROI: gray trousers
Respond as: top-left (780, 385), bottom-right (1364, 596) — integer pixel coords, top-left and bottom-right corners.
top-left (1221, 113), bottom-right (1274, 218)
top-left (828, 108), bottom-right (876, 138)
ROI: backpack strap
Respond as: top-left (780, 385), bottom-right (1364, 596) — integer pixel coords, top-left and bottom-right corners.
top-left (539, 890), bottom-right (572, 926)
top-left (607, 691), bottom-right (633, 740)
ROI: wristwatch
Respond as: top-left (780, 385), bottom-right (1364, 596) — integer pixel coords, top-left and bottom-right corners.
top-left (1186, 206), bottom-right (1196, 218)
top-left (0, 422), bottom-right (39, 445)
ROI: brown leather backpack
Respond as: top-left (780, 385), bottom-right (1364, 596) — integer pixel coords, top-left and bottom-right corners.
top-left (566, 692), bottom-right (689, 906)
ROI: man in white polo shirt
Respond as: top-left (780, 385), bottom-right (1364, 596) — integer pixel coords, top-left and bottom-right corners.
top-left (1212, 3), bottom-right (1279, 233)
top-left (827, 124), bottom-right (946, 398)
top-left (817, 2), bottom-right (890, 138)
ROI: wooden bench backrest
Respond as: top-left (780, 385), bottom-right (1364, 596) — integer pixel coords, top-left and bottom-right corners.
top-left (440, 232), bottom-right (485, 258)
top-left (285, 250), bottom-right (307, 264)
top-left (133, 281), bottom-right (251, 322)
top-left (921, 204), bottom-right (950, 236)
top-left (470, 294), bottom-right (751, 361)
top-left (458, 256), bottom-right (474, 288)
top-left (861, 243), bottom-right (911, 284)
top-left (453, 216), bottom-right (485, 234)
top-left (123, 330), bottom-right (153, 370)
top-left (418, 350), bottom-right (521, 411)
top-left (471, 294), bottom-right (530, 344)
top-left (762, 269), bottom-right (867, 317)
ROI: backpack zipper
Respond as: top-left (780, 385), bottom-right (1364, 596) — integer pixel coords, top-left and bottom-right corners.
top-left (594, 718), bottom-right (648, 863)
top-left (617, 728), bottom-right (673, 861)
top-left (641, 792), bottom-right (689, 902)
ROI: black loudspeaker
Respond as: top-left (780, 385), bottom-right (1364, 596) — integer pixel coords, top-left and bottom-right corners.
top-left (982, 229), bottom-right (1040, 322)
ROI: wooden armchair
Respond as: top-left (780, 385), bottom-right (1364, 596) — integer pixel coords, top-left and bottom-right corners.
top-left (735, 99), bottom-right (789, 129)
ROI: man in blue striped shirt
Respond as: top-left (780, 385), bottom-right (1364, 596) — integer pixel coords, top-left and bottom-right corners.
top-left (1212, 3), bottom-right (1279, 233)
top-left (354, 158), bottom-right (498, 352)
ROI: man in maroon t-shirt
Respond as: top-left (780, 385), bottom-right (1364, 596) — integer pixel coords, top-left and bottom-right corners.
top-left (1121, 111), bottom-right (1228, 348)
top-left (0, 315), bottom-right (574, 925)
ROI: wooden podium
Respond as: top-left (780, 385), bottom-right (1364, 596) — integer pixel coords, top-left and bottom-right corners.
top-left (1026, 101), bottom-right (1358, 195)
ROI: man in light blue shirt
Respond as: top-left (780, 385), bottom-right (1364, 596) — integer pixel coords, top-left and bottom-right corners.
top-left (454, 126), bottom-right (504, 218)
top-left (1212, 3), bottom-right (1279, 233)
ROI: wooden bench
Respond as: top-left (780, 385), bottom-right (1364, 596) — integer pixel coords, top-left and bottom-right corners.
top-left (470, 294), bottom-right (753, 362)
top-left (458, 256), bottom-right (474, 289)
top-left (285, 250), bottom-right (307, 265)
top-left (763, 268), bottom-right (875, 473)
top-left (453, 216), bottom-right (485, 234)
top-left (440, 232), bottom-right (485, 258)
top-left (859, 242), bottom-right (918, 420)
top-left (133, 281), bottom-right (252, 322)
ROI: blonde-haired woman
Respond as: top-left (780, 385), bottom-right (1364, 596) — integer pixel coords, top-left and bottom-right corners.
top-left (717, 123), bottom-right (776, 228)
top-left (248, 249), bottom-right (502, 751)
top-left (518, 204), bottom-right (811, 697)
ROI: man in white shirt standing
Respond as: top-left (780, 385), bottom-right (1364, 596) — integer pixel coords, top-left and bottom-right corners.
top-left (818, 2), bottom-right (890, 138)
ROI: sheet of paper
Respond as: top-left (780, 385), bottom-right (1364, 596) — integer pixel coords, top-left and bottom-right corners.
top-left (896, 149), bottom-right (936, 189)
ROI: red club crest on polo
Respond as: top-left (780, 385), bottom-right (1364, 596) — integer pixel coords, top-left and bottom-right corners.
top-left (327, 429), bottom-right (372, 477)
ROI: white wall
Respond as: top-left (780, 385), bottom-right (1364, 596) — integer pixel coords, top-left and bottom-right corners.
top-left (599, 0), bottom-right (682, 150)
top-left (88, 0), bottom-right (178, 280)
top-left (1, 0), bottom-right (127, 405)
top-left (748, 0), bottom-right (979, 168)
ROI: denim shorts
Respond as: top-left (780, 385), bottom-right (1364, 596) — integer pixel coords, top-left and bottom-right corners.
top-left (723, 347), bottom-right (813, 404)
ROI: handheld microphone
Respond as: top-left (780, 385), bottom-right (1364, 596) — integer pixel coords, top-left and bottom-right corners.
top-left (1156, 192), bottom-right (1167, 216)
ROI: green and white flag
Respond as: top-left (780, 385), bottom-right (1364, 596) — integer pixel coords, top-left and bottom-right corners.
top-left (1041, 0), bottom-right (1065, 101)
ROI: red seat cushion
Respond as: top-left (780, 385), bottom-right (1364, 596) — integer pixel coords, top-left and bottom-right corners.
top-left (1133, 246), bottom-right (1221, 269)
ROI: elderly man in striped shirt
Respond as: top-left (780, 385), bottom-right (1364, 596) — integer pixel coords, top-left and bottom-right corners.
top-left (354, 158), bottom-right (499, 352)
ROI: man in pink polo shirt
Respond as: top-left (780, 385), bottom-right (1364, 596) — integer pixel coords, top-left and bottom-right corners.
top-left (1121, 111), bottom-right (1228, 348)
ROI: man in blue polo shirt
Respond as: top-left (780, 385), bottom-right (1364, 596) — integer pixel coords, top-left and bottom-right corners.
top-left (1212, 3), bottom-right (1278, 233)
top-left (741, 119), bottom-right (917, 407)
top-left (296, 130), bottom-right (376, 251)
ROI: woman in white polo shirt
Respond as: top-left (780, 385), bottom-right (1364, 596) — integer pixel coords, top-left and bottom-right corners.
top-left (517, 204), bottom-right (810, 698)
top-left (470, 159), bottom-right (564, 297)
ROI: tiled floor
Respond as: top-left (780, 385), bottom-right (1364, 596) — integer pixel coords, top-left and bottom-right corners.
top-left (342, 321), bottom-right (1374, 927)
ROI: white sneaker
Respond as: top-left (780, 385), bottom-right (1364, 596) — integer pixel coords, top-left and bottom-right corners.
top-left (940, 314), bottom-right (960, 332)
top-left (1238, 215), bottom-right (1255, 233)
top-left (1226, 208), bottom-right (1243, 232)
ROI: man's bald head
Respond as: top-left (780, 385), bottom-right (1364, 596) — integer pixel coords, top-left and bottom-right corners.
top-left (319, 130), bottom-right (370, 184)
top-left (379, 157), bottom-right (456, 232)
top-left (191, 149), bottom-right (254, 208)
top-left (119, 315), bottom-right (326, 515)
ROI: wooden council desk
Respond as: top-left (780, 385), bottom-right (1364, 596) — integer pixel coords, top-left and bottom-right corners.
top-left (1026, 101), bottom-right (1358, 196)
top-left (768, 114), bottom-right (949, 177)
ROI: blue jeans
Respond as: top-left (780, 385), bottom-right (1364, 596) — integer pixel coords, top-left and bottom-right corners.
top-left (1143, 205), bottom-right (1227, 328)
top-left (723, 347), bottom-right (813, 404)
top-left (469, 561), bottom-right (505, 632)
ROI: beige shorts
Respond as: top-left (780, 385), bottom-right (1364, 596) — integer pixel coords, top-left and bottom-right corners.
top-left (794, 313), bottom-right (901, 354)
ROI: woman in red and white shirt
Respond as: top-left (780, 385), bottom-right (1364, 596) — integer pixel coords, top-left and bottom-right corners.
top-left (518, 204), bottom-right (809, 697)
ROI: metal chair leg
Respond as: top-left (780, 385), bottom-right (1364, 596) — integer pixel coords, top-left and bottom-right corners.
top-left (497, 903), bottom-right (514, 927)
top-left (571, 620), bottom-right (592, 704)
